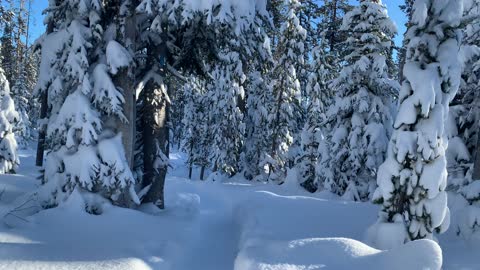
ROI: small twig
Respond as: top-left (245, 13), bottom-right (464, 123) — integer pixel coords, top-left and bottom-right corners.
top-left (0, 188), bottom-right (5, 202)
top-left (3, 193), bottom-right (38, 225)
top-left (4, 212), bottom-right (29, 223)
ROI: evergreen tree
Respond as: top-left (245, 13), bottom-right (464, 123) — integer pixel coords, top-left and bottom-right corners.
top-left (208, 50), bottom-right (246, 178)
top-left (10, 67), bottom-right (31, 148)
top-left (38, 0), bottom-right (139, 209)
top-left (454, 0), bottom-right (480, 239)
top-left (0, 9), bottom-right (15, 83)
top-left (322, 0), bottom-right (397, 201)
top-left (0, 67), bottom-right (18, 174)
top-left (372, 0), bottom-right (463, 245)
top-left (320, 0), bottom-right (352, 54)
top-left (268, 0), bottom-right (305, 182)
top-left (296, 42), bottom-right (334, 192)
top-left (181, 77), bottom-right (211, 180)
top-left (243, 13), bottom-right (275, 182)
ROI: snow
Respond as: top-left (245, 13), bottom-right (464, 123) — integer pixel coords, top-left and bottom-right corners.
top-left (235, 238), bottom-right (442, 270)
top-left (0, 149), bottom-right (477, 269)
top-left (106, 41), bottom-right (133, 75)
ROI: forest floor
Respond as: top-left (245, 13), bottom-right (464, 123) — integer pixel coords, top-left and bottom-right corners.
top-left (0, 148), bottom-right (477, 270)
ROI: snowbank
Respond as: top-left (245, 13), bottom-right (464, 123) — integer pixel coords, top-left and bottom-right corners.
top-left (231, 189), bottom-right (442, 270)
top-left (234, 238), bottom-right (442, 270)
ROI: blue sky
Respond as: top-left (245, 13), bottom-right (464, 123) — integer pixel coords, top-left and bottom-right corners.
top-left (30, 0), bottom-right (407, 46)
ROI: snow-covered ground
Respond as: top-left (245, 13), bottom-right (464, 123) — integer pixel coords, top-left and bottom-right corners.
top-left (0, 149), bottom-right (477, 270)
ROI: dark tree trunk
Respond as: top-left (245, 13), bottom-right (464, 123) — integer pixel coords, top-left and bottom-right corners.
top-left (35, 20), bottom-right (54, 167)
top-left (35, 88), bottom-right (48, 167)
top-left (141, 35), bottom-right (169, 209)
top-left (188, 143), bottom-right (193, 179)
top-left (141, 79), bottom-right (169, 209)
top-left (200, 166), bottom-right (206, 181)
top-left (329, 0), bottom-right (338, 52)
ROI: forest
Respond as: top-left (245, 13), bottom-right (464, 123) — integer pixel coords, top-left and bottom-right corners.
top-left (0, 0), bottom-right (478, 269)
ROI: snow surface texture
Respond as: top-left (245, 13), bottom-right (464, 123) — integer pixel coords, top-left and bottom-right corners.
top-left (0, 149), bottom-right (475, 269)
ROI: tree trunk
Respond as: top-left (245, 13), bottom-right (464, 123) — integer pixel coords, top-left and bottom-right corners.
top-left (188, 143), bottom-right (193, 179)
top-left (329, 0), bottom-right (338, 52)
top-left (35, 20), bottom-right (54, 167)
top-left (113, 8), bottom-right (137, 169)
top-left (35, 88), bottom-right (48, 166)
top-left (141, 36), bottom-right (169, 209)
top-left (200, 166), bottom-right (206, 181)
top-left (141, 78), bottom-right (169, 209)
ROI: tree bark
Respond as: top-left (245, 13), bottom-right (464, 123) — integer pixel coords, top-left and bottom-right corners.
top-left (141, 78), bottom-right (169, 208)
top-left (200, 166), bottom-right (206, 181)
top-left (113, 7), bottom-right (137, 169)
top-left (141, 35), bottom-right (169, 209)
top-left (35, 20), bottom-right (54, 167)
top-left (35, 87), bottom-right (47, 166)
top-left (329, 0), bottom-right (338, 52)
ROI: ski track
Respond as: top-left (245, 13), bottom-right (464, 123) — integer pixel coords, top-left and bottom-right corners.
top-left (169, 177), bottom-right (241, 270)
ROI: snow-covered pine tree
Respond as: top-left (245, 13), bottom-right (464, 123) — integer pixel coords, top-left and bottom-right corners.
top-left (242, 12), bottom-right (275, 182)
top-left (371, 0), bottom-right (464, 245)
top-left (446, 1), bottom-right (480, 189)
top-left (207, 48), bottom-right (246, 178)
top-left (10, 67), bottom-right (32, 148)
top-left (0, 0), bottom-right (36, 149)
top-left (244, 70), bottom-right (273, 182)
top-left (322, 0), bottom-right (397, 201)
top-left (398, 0), bottom-right (414, 80)
top-left (297, 0), bottom-right (321, 101)
top-left (454, 0), bottom-right (480, 239)
top-left (320, 0), bottom-right (352, 54)
top-left (38, 0), bottom-right (139, 210)
top-left (268, 0), bottom-right (305, 182)
top-left (170, 77), bottom-right (186, 150)
top-left (181, 77), bottom-right (210, 179)
top-left (296, 42), bottom-right (334, 192)
top-left (0, 9), bottom-right (15, 83)
top-left (0, 67), bottom-right (19, 174)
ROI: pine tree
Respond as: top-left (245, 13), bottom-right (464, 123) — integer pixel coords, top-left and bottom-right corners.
top-left (207, 49), bottom-right (246, 178)
top-left (10, 67), bottom-right (31, 148)
top-left (268, 0), bottom-right (306, 182)
top-left (242, 12), bottom-right (275, 182)
top-left (398, 0), bottom-right (414, 80)
top-left (454, 0), bottom-right (480, 239)
top-left (372, 0), bottom-right (463, 245)
top-left (0, 9), bottom-right (15, 83)
top-left (322, 0), bottom-right (397, 201)
top-left (320, 0), bottom-right (352, 54)
top-left (0, 67), bottom-right (19, 174)
top-left (38, 0), bottom-right (139, 210)
top-left (296, 42), bottom-right (334, 192)
top-left (181, 77), bottom-right (211, 179)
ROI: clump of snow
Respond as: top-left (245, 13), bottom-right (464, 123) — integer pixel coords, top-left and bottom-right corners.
top-left (106, 41), bottom-right (133, 75)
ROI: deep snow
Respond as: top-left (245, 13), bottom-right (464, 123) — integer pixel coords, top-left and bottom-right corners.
top-left (0, 149), bottom-right (476, 270)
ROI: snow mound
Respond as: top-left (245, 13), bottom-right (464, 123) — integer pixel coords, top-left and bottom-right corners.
top-left (235, 238), bottom-right (442, 270)
top-left (0, 258), bottom-right (151, 270)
